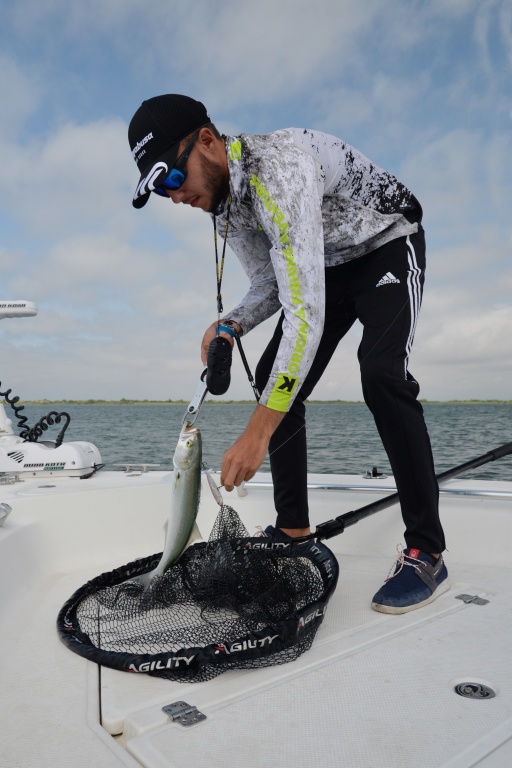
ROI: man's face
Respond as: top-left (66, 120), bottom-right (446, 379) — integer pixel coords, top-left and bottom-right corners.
top-left (165, 132), bottom-right (229, 213)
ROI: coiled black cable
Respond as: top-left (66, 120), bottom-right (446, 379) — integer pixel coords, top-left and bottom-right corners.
top-left (0, 384), bottom-right (30, 433)
top-left (0, 382), bottom-right (70, 447)
top-left (21, 411), bottom-right (71, 448)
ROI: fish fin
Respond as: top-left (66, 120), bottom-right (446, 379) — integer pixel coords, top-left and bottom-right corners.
top-left (185, 521), bottom-right (202, 548)
top-left (114, 570), bottom-right (154, 601)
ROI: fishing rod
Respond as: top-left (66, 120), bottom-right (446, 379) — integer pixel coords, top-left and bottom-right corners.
top-left (312, 440), bottom-right (512, 541)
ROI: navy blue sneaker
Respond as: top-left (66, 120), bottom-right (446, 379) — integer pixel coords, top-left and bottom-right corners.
top-left (263, 525), bottom-right (292, 541)
top-left (259, 526), bottom-right (313, 549)
top-left (371, 547), bottom-right (449, 614)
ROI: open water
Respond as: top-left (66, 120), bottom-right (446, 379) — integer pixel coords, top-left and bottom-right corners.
top-left (18, 402), bottom-right (512, 481)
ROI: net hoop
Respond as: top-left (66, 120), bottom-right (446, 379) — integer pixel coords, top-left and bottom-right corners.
top-left (57, 537), bottom-right (339, 680)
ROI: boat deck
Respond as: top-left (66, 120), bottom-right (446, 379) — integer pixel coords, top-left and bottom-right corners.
top-left (1, 470), bottom-right (511, 767)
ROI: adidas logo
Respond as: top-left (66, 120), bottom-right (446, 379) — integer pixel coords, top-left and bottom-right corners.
top-left (376, 272), bottom-right (400, 287)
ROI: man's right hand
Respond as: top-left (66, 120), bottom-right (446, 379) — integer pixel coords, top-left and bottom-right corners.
top-left (200, 320), bottom-right (242, 365)
top-left (220, 403), bottom-right (284, 491)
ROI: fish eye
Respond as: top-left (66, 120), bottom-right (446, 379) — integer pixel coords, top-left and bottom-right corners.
top-left (186, 439), bottom-right (193, 447)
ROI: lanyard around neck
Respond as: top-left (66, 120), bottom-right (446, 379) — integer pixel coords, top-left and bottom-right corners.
top-left (213, 195), bottom-right (232, 321)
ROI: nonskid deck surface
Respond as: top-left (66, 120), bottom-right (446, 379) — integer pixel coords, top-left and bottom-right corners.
top-left (1, 472), bottom-right (511, 767)
top-left (2, 552), bottom-right (511, 768)
top-left (99, 555), bottom-right (512, 768)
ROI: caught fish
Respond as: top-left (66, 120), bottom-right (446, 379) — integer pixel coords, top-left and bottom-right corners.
top-left (123, 424), bottom-right (202, 592)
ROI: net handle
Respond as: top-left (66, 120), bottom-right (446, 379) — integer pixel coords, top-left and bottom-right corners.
top-left (314, 440), bottom-right (512, 541)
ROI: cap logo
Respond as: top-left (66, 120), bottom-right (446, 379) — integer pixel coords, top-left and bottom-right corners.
top-left (134, 161), bottom-right (168, 200)
top-left (132, 132), bottom-right (154, 160)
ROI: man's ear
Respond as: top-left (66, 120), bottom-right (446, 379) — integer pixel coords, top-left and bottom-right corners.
top-left (197, 126), bottom-right (221, 155)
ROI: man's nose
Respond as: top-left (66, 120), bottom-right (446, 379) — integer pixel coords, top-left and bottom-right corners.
top-left (166, 188), bottom-right (184, 204)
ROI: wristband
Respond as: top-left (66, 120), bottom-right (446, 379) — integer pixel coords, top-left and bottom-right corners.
top-left (216, 323), bottom-right (237, 338)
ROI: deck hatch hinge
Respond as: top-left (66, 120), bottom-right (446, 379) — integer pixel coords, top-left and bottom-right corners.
top-left (162, 701), bottom-right (207, 727)
top-left (456, 593), bottom-right (489, 606)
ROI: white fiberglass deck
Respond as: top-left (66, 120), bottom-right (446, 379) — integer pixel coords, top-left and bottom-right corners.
top-left (1, 470), bottom-right (511, 767)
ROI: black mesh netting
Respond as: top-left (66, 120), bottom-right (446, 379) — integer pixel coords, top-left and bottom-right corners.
top-left (57, 505), bottom-right (339, 682)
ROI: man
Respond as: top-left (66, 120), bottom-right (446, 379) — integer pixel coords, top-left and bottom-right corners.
top-left (128, 94), bottom-right (448, 614)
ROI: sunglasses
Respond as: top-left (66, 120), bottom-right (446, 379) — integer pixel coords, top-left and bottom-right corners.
top-left (153, 132), bottom-right (199, 196)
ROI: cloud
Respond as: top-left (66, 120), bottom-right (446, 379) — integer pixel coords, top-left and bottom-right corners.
top-left (1, 117), bottom-right (135, 239)
top-left (400, 127), bottom-right (512, 244)
top-left (0, 107), bottom-right (254, 401)
top-left (1, 0), bottom-right (511, 404)
top-left (3, 0), bottom-right (387, 116)
top-left (0, 55), bottom-right (41, 137)
top-left (420, 304), bottom-right (512, 367)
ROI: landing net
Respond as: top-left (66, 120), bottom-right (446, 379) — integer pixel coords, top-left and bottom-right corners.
top-left (57, 505), bottom-right (338, 682)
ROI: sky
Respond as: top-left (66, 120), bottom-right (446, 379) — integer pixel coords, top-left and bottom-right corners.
top-left (1, 0), bottom-right (511, 403)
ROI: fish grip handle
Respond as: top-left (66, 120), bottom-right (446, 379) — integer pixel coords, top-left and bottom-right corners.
top-left (206, 336), bottom-right (232, 396)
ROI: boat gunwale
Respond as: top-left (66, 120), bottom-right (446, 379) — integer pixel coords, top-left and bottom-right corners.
top-left (243, 480), bottom-right (512, 500)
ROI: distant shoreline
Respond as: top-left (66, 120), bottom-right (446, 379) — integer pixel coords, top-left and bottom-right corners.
top-left (13, 398), bottom-right (512, 406)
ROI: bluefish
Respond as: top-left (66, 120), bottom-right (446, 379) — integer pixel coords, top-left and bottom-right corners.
top-left (123, 424), bottom-right (202, 592)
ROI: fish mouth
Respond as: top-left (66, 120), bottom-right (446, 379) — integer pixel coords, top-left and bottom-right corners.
top-left (182, 423), bottom-right (199, 434)
top-left (174, 424), bottom-right (202, 468)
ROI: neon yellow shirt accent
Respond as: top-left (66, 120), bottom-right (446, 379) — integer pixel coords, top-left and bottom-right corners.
top-left (229, 139), bottom-right (242, 161)
top-left (266, 373), bottom-right (299, 412)
top-left (249, 174), bottom-right (309, 378)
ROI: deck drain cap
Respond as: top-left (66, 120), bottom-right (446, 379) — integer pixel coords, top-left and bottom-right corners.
top-left (455, 682), bottom-right (496, 699)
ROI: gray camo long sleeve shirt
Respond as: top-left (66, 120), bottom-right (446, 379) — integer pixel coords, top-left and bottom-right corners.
top-left (216, 128), bottom-right (421, 412)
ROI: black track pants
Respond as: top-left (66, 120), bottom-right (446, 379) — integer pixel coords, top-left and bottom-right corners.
top-left (255, 228), bottom-right (446, 554)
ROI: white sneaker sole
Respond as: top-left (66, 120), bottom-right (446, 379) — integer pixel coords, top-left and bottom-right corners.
top-left (371, 578), bottom-right (451, 615)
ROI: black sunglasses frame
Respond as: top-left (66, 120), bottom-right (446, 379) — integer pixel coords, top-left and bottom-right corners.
top-left (153, 131), bottom-right (200, 196)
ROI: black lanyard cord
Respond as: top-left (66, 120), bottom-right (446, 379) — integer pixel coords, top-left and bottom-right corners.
top-left (233, 331), bottom-right (260, 403)
top-left (213, 196), bottom-right (232, 320)
top-left (211, 195), bottom-right (259, 403)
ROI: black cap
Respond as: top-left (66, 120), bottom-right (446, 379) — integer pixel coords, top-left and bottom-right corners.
top-left (128, 95), bottom-right (210, 209)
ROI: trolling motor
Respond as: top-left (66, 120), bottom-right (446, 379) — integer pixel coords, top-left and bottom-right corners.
top-left (0, 301), bottom-right (102, 479)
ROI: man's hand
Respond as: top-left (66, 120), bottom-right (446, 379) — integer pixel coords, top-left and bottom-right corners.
top-left (221, 404), bottom-right (284, 491)
top-left (201, 319), bottom-right (242, 365)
